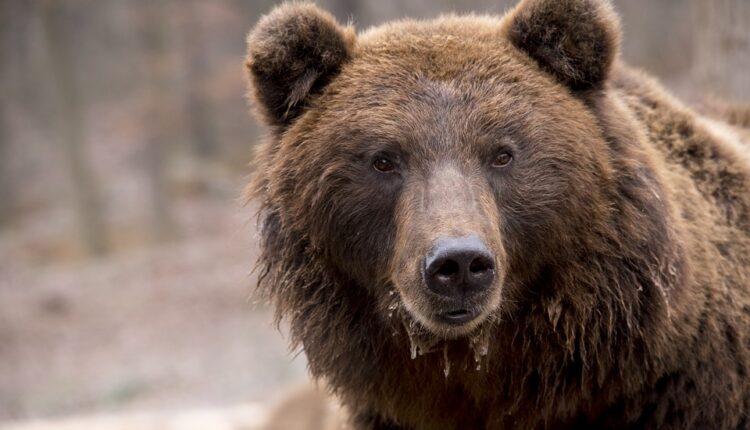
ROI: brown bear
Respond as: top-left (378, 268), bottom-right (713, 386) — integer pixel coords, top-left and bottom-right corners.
top-left (244, 0), bottom-right (750, 428)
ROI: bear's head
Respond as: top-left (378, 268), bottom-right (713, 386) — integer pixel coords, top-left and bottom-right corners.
top-left (246, 0), bottom-right (679, 353)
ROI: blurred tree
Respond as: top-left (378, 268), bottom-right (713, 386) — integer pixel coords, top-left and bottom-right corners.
top-left (328, 0), bottom-right (361, 24)
top-left (615, 0), bottom-right (693, 80)
top-left (692, 1), bottom-right (750, 102)
top-left (0, 101), bottom-right (9, 229)
top-left (141, 0), bottom-right (179, 243)
top-left (40, 0), bottom-right (109, 256)
top-left (0, 1), bottom-right (11, 227)
top-left (182, 0), bottom-right (218, 159)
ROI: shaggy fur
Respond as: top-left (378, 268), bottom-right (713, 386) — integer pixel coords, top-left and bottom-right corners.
top-left (505, 0), bottom-right (620, 90)
top-left (246, 3), bottom-right (355, 127)
top-left (245, 0), bottom-right (750, 428)
top-left (699, 98), bottom-right (750, 130)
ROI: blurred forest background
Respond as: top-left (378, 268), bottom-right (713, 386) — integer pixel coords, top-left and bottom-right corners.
top-left (0, 0), bottom-right (748, 426)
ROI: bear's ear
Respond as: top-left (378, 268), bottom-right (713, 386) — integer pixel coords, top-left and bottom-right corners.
top-left (245, 4), bottom-right (356, 127)
top-left (503, 0), bottom-right (621, 91)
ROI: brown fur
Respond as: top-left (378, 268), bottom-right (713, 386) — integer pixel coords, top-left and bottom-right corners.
top-left (245, 0), bottom-right (750, 428)
top-left (245, 3), bottom-right (356, 128)
top-left (505, 0), bottom-right (620, 90)
top-left (697, 97), bottom-right (750, 130)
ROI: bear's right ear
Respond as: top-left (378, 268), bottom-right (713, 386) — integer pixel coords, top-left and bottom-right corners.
top-left (245, 4), bottom-right (356, 128)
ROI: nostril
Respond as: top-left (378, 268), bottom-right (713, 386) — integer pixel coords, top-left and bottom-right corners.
top-left (469, 257), bottom-right (494, 274)
top-left (435, 259), bottom-right (460, 278)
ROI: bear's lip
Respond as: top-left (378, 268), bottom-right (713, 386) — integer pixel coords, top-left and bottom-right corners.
top-left (434, 308), bottom-right (478, 326)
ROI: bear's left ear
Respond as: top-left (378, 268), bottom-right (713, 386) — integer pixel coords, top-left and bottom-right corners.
top-left (246, 4), bottom-right (356, 128)
top-left (503, 0), bottom-right (621, 91)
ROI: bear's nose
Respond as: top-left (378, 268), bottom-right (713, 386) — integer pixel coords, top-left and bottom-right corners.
top-left (423, 236), bottom-right (496, 299)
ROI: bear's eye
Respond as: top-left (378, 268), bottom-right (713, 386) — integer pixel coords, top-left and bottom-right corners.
top-left (373, 156), bottom-right (396, 173)
top-left (492, 151), bottom-right (513, 168)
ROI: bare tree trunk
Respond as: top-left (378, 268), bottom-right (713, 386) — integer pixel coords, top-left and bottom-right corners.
top-left (142, 0), bottom-right (179, 243)
top-left (183, 0), bottom-right (217, 159)
top-left (0, 104), bottom-right (9, 229)
top-left (0, 1), bottom-right (11, 228)
top-left (330, 0), bottom-right (361, 24)
top-left (0, 0), bottom-right (28, 229)
top-left (692, 1), bottom-right (750, 102)
top-left (40, 1), bottom-right (108, 256)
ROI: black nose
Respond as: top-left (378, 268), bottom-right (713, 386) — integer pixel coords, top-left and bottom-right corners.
top-left (423, 236), bottom-right (496, 299)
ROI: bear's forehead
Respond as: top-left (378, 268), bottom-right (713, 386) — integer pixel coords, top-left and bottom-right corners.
top-left (289, 15), bottom-right (593, 157)
top-left (329, 16), bottom-right (560, 102)
top-left (358, 14), bottom-right (508, 47)
top-left (353, 15), bottom-right (522, 75)
top-left (318, 20), bottom-right (572, 130)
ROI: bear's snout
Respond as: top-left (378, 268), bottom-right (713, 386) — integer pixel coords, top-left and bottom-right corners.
top-left (423, 235), bottom-right (496, 301)
top-left (388, 164), bottom-right (506, 335)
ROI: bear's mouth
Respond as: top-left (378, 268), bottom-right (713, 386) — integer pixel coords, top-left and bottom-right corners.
top-left (387, 280), bottom-right (499, 341)
top-left (435, 308), bottom-right (477, 325)
top-left (397, 307), bottom-right (493, 371)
